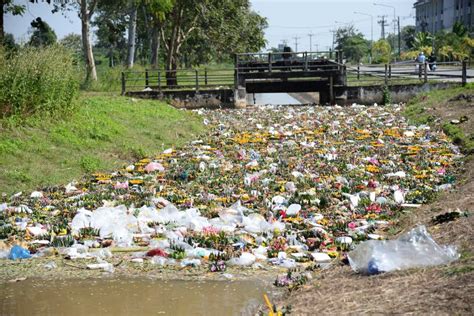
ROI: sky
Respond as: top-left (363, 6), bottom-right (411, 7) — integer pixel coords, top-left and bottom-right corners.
top-left (5, 0), bottom-right (416, 51)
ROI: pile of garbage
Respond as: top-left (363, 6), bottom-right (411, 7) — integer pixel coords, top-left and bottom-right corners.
top-left (0, 104), bottom-right (463, 273)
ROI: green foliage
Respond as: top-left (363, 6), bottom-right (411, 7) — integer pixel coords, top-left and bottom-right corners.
top-left (2, 1), bottom-right (25, 15)
top-left (372, 39), bottom-right (391, 63)
top-left (335, 25), bottom-right (369, 63)
top-left (60, 33), bottom-right (83, 62)
top-left (80, 155), bottom-right (103, 173)
top-left (401, 25), bottom-right (416, 50)
top-left (2, 33), bottom-right (18, 53)
top-left (452, 21), bottom-right (468, 37)
top-left (413, 32), bottom-right (432, 50)
top-left (442, 123), bottom-right (474, 154)
top-left (382, 85), bottom-right (392, 105)
top-left (29, 17), bottom-right (57, 47)
top-left (0, 45), bottom-right (79, 119)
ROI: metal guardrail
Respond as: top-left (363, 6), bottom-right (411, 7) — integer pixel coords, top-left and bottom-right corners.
top-left (121, 68), bottom-right (234, 95)
top-left (346, 60), bottom-right (471, 86)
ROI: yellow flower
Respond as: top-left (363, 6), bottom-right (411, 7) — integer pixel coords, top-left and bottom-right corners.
top-left (366, 165), bottom-right (380, 173)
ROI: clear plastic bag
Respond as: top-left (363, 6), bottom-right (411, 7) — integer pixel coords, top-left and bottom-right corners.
top-left (348, 225), bottom-right (459, 275)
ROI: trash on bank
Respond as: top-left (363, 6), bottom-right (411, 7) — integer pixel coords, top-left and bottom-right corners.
top-left (348, 225), bottom-right (459, 275)
top-left (0, 105), bottom-right (464, 275)
top-left (8, 245), bottom-right (31, 260)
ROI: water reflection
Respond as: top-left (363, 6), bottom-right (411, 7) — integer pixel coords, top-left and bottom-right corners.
top-left (247, 93), bottom-right (300, 105)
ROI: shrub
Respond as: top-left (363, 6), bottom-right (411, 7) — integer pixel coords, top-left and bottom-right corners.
top-left (0, 45), bottom-right (79, 119)
top-left (382, 85), bottom-right (392, 105)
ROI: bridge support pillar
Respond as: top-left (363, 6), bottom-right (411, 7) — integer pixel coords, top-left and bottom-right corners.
top-left (234, 86), bottom-right (247, 108)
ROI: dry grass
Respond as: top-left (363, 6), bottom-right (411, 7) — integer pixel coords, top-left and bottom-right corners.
top-left (278, 86), bottom-right (474, 315)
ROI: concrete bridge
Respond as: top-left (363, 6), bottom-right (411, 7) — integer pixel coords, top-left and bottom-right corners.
top-left (121, 52), bottom-right (471, 107)
top-left (234, 51), bottom-right (347, 107)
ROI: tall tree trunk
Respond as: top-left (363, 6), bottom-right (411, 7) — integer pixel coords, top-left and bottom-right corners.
top-left (108, 46), bottom-right (114, 68)
top-left (126, 0), bottom-right (137, 68)
top-left (80, 0), bottom-right (97, 81)
top-left (0, 0), bottom-right (5, 45)
top-left (165, 6), bottom-right (181, 87)
top-left (150, 25), bottom-right (161, 69)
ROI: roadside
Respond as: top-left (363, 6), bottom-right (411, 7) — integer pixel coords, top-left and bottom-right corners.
top-left (0, 95), bottom-right (205, 195)
top-left (277, 84), bottom-right (474, 315)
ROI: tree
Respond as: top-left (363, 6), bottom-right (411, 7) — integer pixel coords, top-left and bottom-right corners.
top-left (334, 25), bottom-right (369, 63)
top-left (161, 0), bottom-right (266, 85)
top-left (452, 21), bottom-right (468, 37)
top-left (60, 33), bottom-right (83, 60)
top-left (42, 0), bottom-right (99, 81)
top-left (372, 39), bottom-right (391, 63)
top-left (29, 17), bottom-right (57, 46)
top-left (1, 0), bottom-right (25, 44)
top-left (93, 0), bottom-right (127, 67)
top-left (413, 32), bottom-right (432, 50)
top-left (2, 32), bottom-right (17, 52)
top-left (401, 25), bottom-right (416, 50)
top-left (78, 0), bottom-right (99, 81)
top-left (126, 0), bottom-right (137, 68)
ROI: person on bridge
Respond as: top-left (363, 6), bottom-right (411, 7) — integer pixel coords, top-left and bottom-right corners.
top-left (416, 52), bottom-right (426, 74)
top-left (428, 53), bottom-right (437, 71)
top-left (417, 52), bottom-right (426, 64)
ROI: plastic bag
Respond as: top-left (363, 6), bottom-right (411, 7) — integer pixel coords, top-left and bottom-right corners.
top-left (227, 252), bottom-right (256, 266)
top-left (8, 245), bottom-right (31, 260)
top-left (348, 225), bottom-right (459, 275)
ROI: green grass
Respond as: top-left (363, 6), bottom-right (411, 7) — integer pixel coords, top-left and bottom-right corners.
top-left (0, 95), bottom-right (205, 194)
top-left (403, 83), bottom-right (474, 154)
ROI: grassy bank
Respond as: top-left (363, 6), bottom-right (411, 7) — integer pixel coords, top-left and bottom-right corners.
top-left (0, 95), bottom-right (205, 194)
top-left (403, 83), bottom-right (474, 154)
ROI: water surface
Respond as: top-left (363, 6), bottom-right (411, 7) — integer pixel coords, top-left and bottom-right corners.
top-left (1, 278), bottom-right (269, 316)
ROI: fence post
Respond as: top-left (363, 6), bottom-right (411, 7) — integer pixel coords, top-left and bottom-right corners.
top-left (158, 70), bottom-right (161, 91)
top-left (195, 69), bottom-right (199, 91)
top-left (388, 64), bottom-right (392, 81)
top-left (423, 62), bottom-right (428, 83)
top-left (462, 59), bottom-right (467, 86)
top-left (384, 64), bottom-right (388, 85)
top-left (329, 75), bottom-right (334, 105)
top-left (121, 72), bottom-right (126, 96)
top-left (234, 54), bottom-right (239, 90)
top-left (304, 52), bottom-right (308, 71)
top-left (357, 64), bottom-right (360, 80)
top-left (268, 53), bottom-right (272, 72)
top-left (205, 69), bottom-right (208, 86)
top-left (145, 69), bottom-right (149, 88)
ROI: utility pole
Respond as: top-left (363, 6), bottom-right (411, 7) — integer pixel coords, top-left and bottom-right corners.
top-left (397, 16), bottom-right (401, 57)
top-left (378, 15), bottom-right (388, 39)
top-left (308, 32), bottom-right (314, 52)
top-left (330, 29), bottom-right (337, 51)
top-left (293, 36), bottom-right (300, 52)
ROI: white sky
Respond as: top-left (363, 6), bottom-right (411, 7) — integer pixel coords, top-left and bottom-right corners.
top-left (5, 0), bottom-right (416, 51)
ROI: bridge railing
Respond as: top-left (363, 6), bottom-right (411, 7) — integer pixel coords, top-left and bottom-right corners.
top-left (121, 68), bottom-right (234, 95)
top-left (235, 51), bottom-right (344, 73)
top-left (346, 60), bottom-right (471, 86)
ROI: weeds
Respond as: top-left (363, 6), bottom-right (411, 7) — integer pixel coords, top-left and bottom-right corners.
top-left (0, 45), bottom-right (79, 120)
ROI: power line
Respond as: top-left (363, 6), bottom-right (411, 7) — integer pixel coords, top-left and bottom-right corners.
top-left (268, 17), bottom-right (371, 30)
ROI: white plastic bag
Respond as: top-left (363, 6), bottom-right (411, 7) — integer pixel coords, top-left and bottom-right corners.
top-left (348, 225), bottom-right (459, 275)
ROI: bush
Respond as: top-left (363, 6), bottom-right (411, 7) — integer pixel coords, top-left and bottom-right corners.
top-left (382, 85), bottom-right (392, 105)
top-left (0, 45), bottom-right (79, 119)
